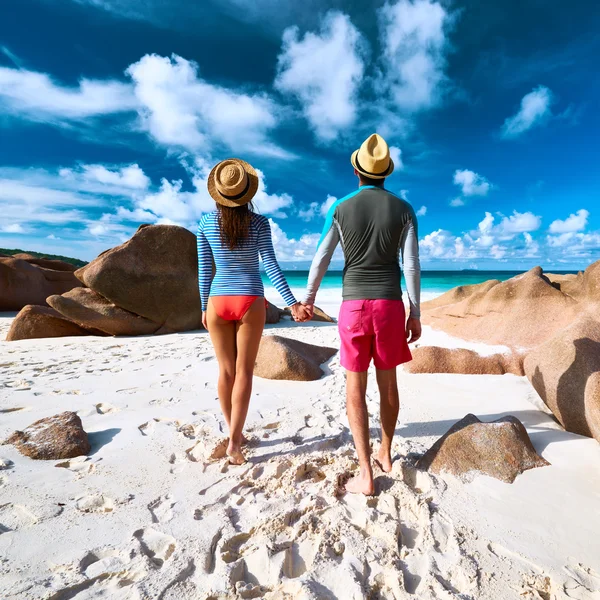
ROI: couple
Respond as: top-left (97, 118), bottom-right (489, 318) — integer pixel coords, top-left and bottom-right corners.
top-left (196, 133), bottom-right (421, 495)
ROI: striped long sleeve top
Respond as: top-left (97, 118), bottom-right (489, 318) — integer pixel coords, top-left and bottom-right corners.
top-left (196, 211), bottom-right (296, 311)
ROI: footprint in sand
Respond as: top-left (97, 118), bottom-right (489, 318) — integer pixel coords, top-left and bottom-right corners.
top-left (148, 495), bottom-right (176, 524)
top-left (55, 457), bottom-right (95, 477)
top-left (95, 402), bottom-right (118, 414)
top-left (75, 494), bottom-right (114, 513)
top-left (138, 421), bottom-right (155, 436)
top-left (0, 503), bottom-right (38, 531)
top-left (4, 379), bottom-right (32, 391)
top-left (133, 527), bottom-right (176, 567)
top-left (0, 458), bottom-right (14, 470)
top-left (0, 407), bottom-right (27, 414)
top-left (564, 563), bottom-right (600, 599)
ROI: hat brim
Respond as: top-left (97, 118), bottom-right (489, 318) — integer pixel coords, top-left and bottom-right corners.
top-left (207, 158), bottom-right (259, 208)
top-left (351, 150), bottom-right (394, 179)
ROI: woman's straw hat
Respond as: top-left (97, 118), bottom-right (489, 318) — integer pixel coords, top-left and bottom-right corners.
top-left (207, 158), bottom-right (259, 207)
top-left (350, 133), bottom-right (394, 179)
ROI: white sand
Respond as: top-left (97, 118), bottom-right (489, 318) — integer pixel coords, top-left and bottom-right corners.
top-left (1, 308), bottom-right (600, 600)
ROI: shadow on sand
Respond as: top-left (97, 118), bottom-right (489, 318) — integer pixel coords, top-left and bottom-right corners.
top-left (88, 428), bottom-right (122, 455)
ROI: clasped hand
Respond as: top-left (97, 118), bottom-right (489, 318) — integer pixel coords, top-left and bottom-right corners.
top-left (291, 302), bottom-right (313, 322)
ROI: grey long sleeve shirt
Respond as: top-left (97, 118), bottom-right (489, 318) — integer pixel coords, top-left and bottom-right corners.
top-left (304, 185), bottom-right (421, 318)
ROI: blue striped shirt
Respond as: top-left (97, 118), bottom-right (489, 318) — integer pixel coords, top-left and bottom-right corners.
top-left (196, 211), bottom-right (296, 311)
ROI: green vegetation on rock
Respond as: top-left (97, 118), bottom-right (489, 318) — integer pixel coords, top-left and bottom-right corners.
top-left (0, 248), bottom-right (87, 268)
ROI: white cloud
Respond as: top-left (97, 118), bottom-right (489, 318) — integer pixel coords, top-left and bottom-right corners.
top-left (268, 219), bottom-right (322, 262)
top-left (253, 169), bottom-right (294, 218)
top-left (523, 232), bottom-right (539, 257)
top-left (320, 194), bottom-right (337, 217)
top-left (80, 164), bottom-right (150, 189)
top-left (498, 211), bottom-right (542, 235)
top-left (298, 202), bottom-right (319, 221)
top-left (453, 169), bottom-right (491, 196)
top-left (59, 163), bottom-right (151, 191)
top-left (1, 223), bottom-right (25, 233)
top-left (501, 85), bottom-right (553, 139)
top-left (449, 197), bottom-right (464, 207)
top-left (490, 244), bottom-right (506, 260)
top-left (416, 205), bottom-right (427, 216)
top-left (0, 65), bottom-right (137, 122)
top-left (275, 11), bottom-right (366, 141)
top-left (389, 146), bottom-right (404, 170)
top-left (126, 54), bottom-right (288, 157)
top-left (376, 0), bottom-right (454, 112)
top-left (549, 209), bottom-right (589, 234)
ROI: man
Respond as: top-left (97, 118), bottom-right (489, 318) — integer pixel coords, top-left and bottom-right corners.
top-left (303, 133), bottom-right (421, 496)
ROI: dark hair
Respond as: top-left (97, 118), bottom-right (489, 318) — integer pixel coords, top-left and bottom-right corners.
top-left (358, 173), bottom-right (386, 187)
top-left (216, 202), bottom-right (254, 250)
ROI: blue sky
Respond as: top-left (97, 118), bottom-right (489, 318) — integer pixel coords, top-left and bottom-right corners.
top-left (0, 0), bottom-right (599, 270)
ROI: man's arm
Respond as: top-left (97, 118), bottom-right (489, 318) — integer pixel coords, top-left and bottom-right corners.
top-left (304, 213), bottom-right (341, 305)
top-left (399, 212), bottom-right (421, 319)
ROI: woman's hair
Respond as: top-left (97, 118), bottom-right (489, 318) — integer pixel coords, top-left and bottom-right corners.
top-left (216, 202), bottom-right (255, 250)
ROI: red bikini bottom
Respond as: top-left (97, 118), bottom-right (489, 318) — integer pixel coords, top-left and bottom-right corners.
top-left (210, 296), bottom-right (267, 321)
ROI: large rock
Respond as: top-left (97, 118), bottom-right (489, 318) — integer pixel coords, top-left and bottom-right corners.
top-left (0, 257), bottom-right (82, 310)
top-left (4, 411), bottom-right (91, 460)
top-left (255, 335), bottom-right (337, 381)
top-left (11, 253), bottom-right (78, 272)
top-left (524, 314), bottom-right (600, 441)
top-left (417, 414), bottom-right (549, 483)
top-left (75, 224), bottom-right (202, 332)
top-left (422, 267), bottom-right (580, 349)
top-left (48, 288), bottom-right (161, 336)
top-left (421, 279), bottom-right (500, 311)
top-left (6, 305), bottom-right (103, 341)
top-left (405, 347), bottom-right (524, 375)
top-left (265, 300), bottom-right (282, 324)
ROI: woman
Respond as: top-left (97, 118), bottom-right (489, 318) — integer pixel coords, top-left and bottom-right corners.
top-left (197, 158), bottom-right (306, 465)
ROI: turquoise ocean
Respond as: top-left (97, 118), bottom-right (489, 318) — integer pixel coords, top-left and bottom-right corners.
top-left (262, 270), bottom-right (578, 310)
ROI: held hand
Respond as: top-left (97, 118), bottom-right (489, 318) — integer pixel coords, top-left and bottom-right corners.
top-left (290, 302), bottom-right (310, 322)
top-left (406, 317), bottom-right (421, 344)
top-left (202, 311), bottom-right (208, 331)
top-left (301, 302), bottom-right (314, 320)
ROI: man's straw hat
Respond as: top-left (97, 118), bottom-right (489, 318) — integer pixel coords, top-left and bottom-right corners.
top-left (207, 158), bottom-right (259, 207)
top-left (351, 133), bottom-right (394, 179)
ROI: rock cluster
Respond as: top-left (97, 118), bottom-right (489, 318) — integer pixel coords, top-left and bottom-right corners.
top-left (413, 260), bottom-right (600, 444)
top-left (406, 346), bottom-right (524, 376)
top-left (0, 255), bottom-right (81, 311)
top-left (524, 315), bottom-right (600, 441)
top-left (4, 411), bottom-right (91, 460)
top-left (421, 266), bottom-right (580, 349)
top-left (417, 413), bottom-right (549, 483)
top-left (7, 225), bottom-right (201, 340)
top-left (254, 335), bottom-right (337, 381)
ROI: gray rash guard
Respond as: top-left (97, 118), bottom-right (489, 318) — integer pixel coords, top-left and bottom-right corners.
top-left (305, 185), bottom-right (421, 318)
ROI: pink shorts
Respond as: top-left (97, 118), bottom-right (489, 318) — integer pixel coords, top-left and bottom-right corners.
top-left (339, 299), bottom-right (412, 372)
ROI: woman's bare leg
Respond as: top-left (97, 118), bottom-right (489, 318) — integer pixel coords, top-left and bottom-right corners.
top-left (207, 300), bottom-right (237, 435)
top-left (228, 298), bottom-right (265, 464)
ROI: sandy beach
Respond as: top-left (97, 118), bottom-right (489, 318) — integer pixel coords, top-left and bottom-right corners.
top-left (1, 303), bottom-right (600, 600)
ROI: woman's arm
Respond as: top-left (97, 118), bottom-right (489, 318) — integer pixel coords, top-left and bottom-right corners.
top-left (257, 217), bottom-right (297, 306)
top-left (196, 222), bottom-right (213, 312)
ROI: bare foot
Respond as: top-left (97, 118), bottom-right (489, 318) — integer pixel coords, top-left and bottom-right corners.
top-left (227, 442), bottom-right (246, 466)
top-left (344, 473), bottom-right (375, 496)
top-left (375, 448), bottom-right (393, 473)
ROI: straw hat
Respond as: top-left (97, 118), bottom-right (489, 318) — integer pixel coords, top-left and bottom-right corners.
top-left (350, 133), bottom-right (394, 179)
top-left (207, 158), bottom-right (259, 207)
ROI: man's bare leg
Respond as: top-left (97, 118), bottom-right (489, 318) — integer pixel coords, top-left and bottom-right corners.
top-left (344, 370), bottom-right (375, 495)
top-left (375, 367), bottom-right (399, 473)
